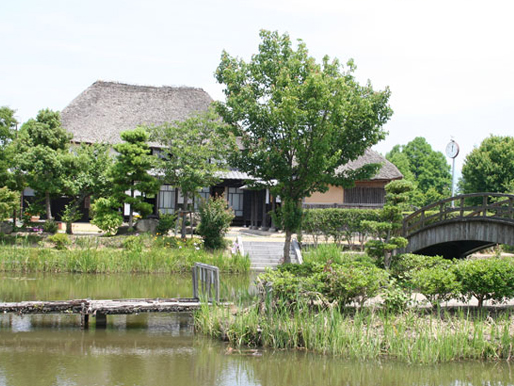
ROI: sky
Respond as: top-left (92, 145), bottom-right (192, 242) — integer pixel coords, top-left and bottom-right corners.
top-left (1, 0), bottom-right (513, 180)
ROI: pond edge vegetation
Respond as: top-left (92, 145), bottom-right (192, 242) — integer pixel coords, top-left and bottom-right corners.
top-left (194, 245), bottom-right (514, 364)
top-left (0, 232), bottom-right (249, 274)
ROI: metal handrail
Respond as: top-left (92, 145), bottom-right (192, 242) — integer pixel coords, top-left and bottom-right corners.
top-left (192, 263), bottom-right (220, 303)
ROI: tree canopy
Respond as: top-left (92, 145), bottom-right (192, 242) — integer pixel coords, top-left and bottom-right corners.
top-left (460, 135), bottom-right (514, 196)
top-left (14, 109), bottom-right (72, 219)
top-left (0, 106), bottom-right (17, 146)
top-left (386, 137), bottom-right (451, 207)
top-left (110, 127), bottom-right (160, 228)
top-left (0, 107), bottom-right (18, 187)
top-left (150, 108), bottom-right (236, 238)
top-left (215, 30), bottom-right (393, 262)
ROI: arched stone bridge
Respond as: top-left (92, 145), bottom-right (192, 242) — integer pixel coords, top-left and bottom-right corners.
top-left (402, 193), bottom-right (514, 258)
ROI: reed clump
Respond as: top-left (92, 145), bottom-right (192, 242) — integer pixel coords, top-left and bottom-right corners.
top-left (195, 302), bottom-right (514, 364)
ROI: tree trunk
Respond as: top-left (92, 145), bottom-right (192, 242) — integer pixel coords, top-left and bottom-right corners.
top-left (283, 229), bottom-right (292, 264)
top-left (128, 208), bottom-right (134, 228)
top-left (181, 190), bottom-right (189, 239)
top-left (128, 189), bottom-right (134, 228)
top-left (45, 191), bottom-right (52, 220)
top-left (384, 251), bottom-right (392, 270)
top-left (384, 229), bottom-right (392, 269)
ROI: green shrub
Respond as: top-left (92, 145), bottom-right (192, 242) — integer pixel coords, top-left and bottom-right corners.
top-left (122, 235), bottom-right (144, 251)
top-left (42, 219), bottom-right (58, 234)
top-left (91, 198), bottom-right (123, 236)
top-left (47, 233), bottom-right (70, 250)
top-left (21, 200), bottom-right (44, 228)
top-left (156, 213), bottom-right (177, 235)
top-left (316, 261), bottom-right (388, 307)
top-left (502, 244), bottom-right (514, 253)
top-left (258, 269), bottom-right (319, 307)
top-left (382, 279), bottom-right (410, 313)
top-left (197, 196), bottom-right (234, 249)
top-left (455, 257), bottom-right (514, 308)
top-left (0, 187), bottom-right (20, 222)
top-left (411, 263), bottom-right (461, 307)
top-left (264, 260), bottom-right (388, 308)
top-left (276, 261), bottom-right (323, 277)
top-left (61, 203), bottom-right (83, 234)
top-left (390, 253), bottom-right (448, 285)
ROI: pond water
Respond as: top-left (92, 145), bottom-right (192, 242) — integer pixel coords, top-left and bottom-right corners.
top-left (1, 273), bottom-right (513, 386)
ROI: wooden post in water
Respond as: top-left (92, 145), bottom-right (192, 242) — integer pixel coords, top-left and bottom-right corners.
top-left (95, 313), bottom-right (107, 328)
top-left (80, 302), bottom-right (89, 329)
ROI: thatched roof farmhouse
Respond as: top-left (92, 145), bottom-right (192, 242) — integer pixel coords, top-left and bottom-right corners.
top-left (62, 81), bottom-right (212, 145)
top-left (59, 80), bottom-right (401, 226)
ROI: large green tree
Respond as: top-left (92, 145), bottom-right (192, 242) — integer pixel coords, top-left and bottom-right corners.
top-left (110, 127), bottom-right (160, 228)
top-left (215, 30), bottom-right (393, 262)
top-left (460, 135), bottom-right (514, 196)
top-left (150, 109), bottom-right (236, 238)
top-left (386, 137), bottom-right (451, 207)
top-left (14, 109), bottom-right (72, 220)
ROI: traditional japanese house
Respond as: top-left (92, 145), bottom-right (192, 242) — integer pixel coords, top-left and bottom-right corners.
top-left (56, 81), bottom-right (402, 225)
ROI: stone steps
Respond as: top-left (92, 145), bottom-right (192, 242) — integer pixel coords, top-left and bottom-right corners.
top-left (240, 240), bottom-right (300, 271)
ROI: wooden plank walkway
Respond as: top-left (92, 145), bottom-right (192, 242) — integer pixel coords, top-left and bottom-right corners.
top-left (0, 298), bottom-right (202, 315)
top-left (0, 298), bottom-right (204, 328)
top-left (0, 263), bottom-right (220, 329)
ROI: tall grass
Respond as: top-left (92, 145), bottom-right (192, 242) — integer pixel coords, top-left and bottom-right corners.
top-left (195, 303), bottom-right (514, 364)
top-left (302, 244), bottom-right (368, 265)
top-left (0, 244), bottom-right (250, 274)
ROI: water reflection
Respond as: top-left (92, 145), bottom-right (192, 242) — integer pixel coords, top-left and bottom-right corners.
top-left (0, 272), bottom-right (253, 302)
top-left (1, 318), bottom-right (513, 386)
top-left (0, 274), bottom-right (513, 385)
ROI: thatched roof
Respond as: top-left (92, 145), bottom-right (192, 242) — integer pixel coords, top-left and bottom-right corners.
top-left (62, 81), bottom-right (213, 145)
top-left (337, 149), bottom-right (403, 181)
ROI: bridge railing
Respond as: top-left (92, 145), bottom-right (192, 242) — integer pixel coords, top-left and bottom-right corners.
top-left (192, 263), bottom-right (220, 303)
top-left (403, 193), bottom-right (514, 237)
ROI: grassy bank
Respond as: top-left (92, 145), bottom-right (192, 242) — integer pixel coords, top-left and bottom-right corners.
top-left (0, 233), bottom-right (250, 274)
top-left (195, 303), bottom-right (514, 364)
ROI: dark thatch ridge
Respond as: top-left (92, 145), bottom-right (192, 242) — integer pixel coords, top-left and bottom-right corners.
top-left (337, 149), bottom-right (403, 181)
top-left (62, 81), bottom-right (213, 145)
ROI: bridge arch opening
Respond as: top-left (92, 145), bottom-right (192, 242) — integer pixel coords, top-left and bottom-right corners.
top-left (403, 193), bottom-right (514, 259)
top-left (412, 240), bottom-right (497, 259)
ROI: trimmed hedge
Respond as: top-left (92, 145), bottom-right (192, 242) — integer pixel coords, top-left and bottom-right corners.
top-left (302, 208), bottom-right (380, 248)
